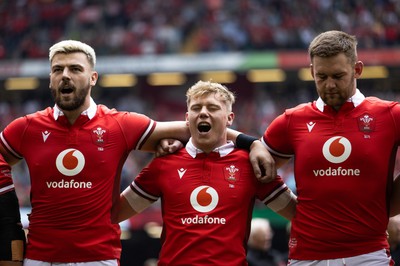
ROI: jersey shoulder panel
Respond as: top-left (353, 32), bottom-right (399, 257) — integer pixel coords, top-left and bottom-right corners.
top-left (133, 148), bottom-right (189, 198)
top-left (96, 104), bottom-right (155, 150)
top-left (1, 108), bottom-right (54, 158)
top-left (284, 102), bottom-right (314, 116)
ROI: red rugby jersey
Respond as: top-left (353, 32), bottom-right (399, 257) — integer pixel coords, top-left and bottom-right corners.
top-left (0, 153), bottom-right (13, 195)
top-left (130, 141), bottom-right (290, 266)
top-left (263, 93), bottom-right (400, 260)
top-left (0, 102), bottom-right (155, 262)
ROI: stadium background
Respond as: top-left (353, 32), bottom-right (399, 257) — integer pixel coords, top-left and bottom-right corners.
top-left (1, 0), bottom-right (400, 265)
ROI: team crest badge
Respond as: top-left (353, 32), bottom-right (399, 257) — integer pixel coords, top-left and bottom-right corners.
top-left (357, 113), bottom-right (375, 133)
top-left (224, 164), bottom-right (240, 183)
top-left (91, 126), bottom-right (107, 147)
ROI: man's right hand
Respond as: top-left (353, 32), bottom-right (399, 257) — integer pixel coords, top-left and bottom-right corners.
top-left (249, 140), bottom-right (277, 183)
top-left (155, 139), bottom-right (184, 157)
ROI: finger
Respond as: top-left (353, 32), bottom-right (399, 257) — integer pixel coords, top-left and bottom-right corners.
top-left (250, 158), bottom-right (262, 180)
top-left (257, 159), bottom-right (277, 183)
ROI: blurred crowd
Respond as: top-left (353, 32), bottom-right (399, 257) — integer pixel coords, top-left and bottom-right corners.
top-left (0, 0), bottom-right (400, 60)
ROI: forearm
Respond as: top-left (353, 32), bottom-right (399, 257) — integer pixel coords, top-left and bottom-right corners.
top-left (141, 121), bottom-right (189, 151)
top-left (112, 186), bottom-right (153, 223)
top-left (229, 130), bottom-right (259, 150)
top-left (227, 128), bottom-right (243, 143)
top-left (270, 189), bottom-right (297, 221)
top-left (111, 195), bottom-right (139, 223)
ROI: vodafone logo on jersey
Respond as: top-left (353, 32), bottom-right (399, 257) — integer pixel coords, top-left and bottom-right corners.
top-left (180, 185), bottom-right (226, 225)
top-left (56, 148), bottom-right (85, 176)
top-left (314, 136), bottom-right (360, 177)
top-left (322, 136), bottom-right (351, 164)
top-left (190, 186), bottom-right (219, 213)
top-left (46, 149), bottom-right (92, 189)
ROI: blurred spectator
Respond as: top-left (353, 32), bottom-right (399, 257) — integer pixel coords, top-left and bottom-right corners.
top-left (0, 0), bottom-right (399, 60)
top-left (388, 214), bottom-right (400, 264)
top-left (247, 218), bottom-right (287, 266)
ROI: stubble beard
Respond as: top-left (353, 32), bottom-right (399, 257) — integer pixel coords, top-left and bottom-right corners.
top-left (322, 75), bottom-right (355, 110)
top-left (51, 84), bottom-right (90, 111)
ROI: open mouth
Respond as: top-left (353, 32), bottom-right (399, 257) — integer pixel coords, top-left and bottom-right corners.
top-left (198, 122), bottom-right (211, 133)
top-left (60, 86), bottom-right (73, 94)
top-left (61, 88), bottom-right (74, 93)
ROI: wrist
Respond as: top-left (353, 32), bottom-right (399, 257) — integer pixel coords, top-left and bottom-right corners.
top-left (236, 133), bottom-right (258, 151)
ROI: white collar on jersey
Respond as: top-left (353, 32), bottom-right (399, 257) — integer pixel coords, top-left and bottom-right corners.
top-left (315, 88), bottom-right (365, 112)
top-left (53, 97), bottom-right (97, 120)
top-left (185, 138), bottom-right (235, 158)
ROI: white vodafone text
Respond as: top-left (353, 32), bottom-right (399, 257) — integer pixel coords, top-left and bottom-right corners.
top-left (46, 179), bottom-right (92, 189)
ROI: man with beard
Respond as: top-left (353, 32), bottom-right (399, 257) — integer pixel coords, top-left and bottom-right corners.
top-left (0, 40), bottom-right (205, 266)
top-left (240, 30), bottom-right (398, 265)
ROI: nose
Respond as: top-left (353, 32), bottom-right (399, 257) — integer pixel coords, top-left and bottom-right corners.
top-left (62, 68), bottom-right (71, 79)
top-left (325, 77), bottom-right (336, 89)
top-left (199, 106), bottom-right (209, 117)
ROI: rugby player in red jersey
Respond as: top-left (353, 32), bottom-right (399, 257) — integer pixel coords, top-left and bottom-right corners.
top-left (114, 80), bottom-right (297, 265)
top-left (0, 40), bottom-right (194, 266)
top-left (243, 30), bottom-right (397, 265)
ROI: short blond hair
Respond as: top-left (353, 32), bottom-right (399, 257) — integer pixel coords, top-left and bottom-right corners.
top-left (186, 80), bottom-right (235, 112)
top-left (49, 40), bottom-right (96, 68)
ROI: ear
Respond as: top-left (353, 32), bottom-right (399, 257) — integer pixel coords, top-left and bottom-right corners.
top-left (185, 112), bottom-right (189, 126)
top-left (90, 71), bottom-right (98, 86)
top-left (354, 61), bottom-right (363, 78)
top-left (226, 112), bottom-right (234, 126)
top-left (310, 63), bottom-right (315, 79)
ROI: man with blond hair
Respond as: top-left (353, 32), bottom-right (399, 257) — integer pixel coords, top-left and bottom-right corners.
top-left (113, 80), bottom-right (297, 265)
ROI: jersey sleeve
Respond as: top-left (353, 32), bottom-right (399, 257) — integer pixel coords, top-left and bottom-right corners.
top-left (0, 116), bottom-right (28, 159)
top-left (256, 175), bottom-right (293, 212)
top-left (262, 112), bottom-right (294, 158)
top-left (124, 158), bottom-right (162, 212)
top-left (0, 153), bottom-right (13, 195)
top-left (117, 111), bottom-right (156, 150)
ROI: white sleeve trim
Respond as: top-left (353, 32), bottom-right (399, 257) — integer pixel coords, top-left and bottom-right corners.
top-left (135, 119), bottom-right (155, 150)
top-left (0, 132), bottom-right (22, 159)
top-left (266, 189), bottom-right (296, 212)
top-left (122, 186), bottom-right (154, 214)
top-left (0, 184), bottom-right (14, 194)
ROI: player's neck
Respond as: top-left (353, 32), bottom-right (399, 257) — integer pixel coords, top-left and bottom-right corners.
top-left (62, 110), bottom-right (83, 125)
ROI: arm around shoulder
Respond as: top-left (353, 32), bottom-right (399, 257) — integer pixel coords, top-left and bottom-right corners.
top-left (140, 121), bottom-right (189, 152)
